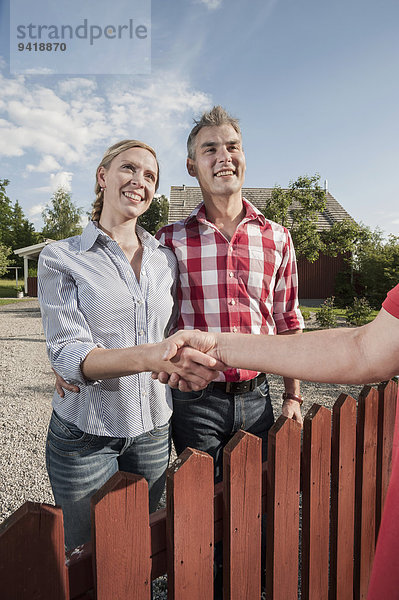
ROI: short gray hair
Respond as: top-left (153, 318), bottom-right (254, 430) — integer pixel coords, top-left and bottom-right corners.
top-left (187, 106), bottom-right (241, 159)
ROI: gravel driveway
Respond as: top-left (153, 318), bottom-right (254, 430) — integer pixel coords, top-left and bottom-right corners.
top-left (0, 299), bottom-right (363, 525)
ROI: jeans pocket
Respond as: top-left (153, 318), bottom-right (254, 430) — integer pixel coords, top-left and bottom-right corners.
top-left (256, 380), bottom-right (270, 399)
top-left (147, 421), bottom-right (171, 439)
top-left (47, 411), bottom-right (96, 457)
top-left (172, 388), bottom-right (208, 403)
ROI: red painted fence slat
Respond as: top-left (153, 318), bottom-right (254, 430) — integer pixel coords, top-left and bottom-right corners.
top-left (376, 380), bottom-right (397, 534)
top-left (223, 430), bottom-right (262, 600)
top-left (166, 447), bottom-right (214, 600)
top-left (0, 502), bottom-right (69, 600)
top-left (329, 394), bottom-right (357, 600)
top-left (302, 404), bottom-right (332, 600)
top-left (354, 386), bottom-right (379, 600)
top-left (266, 416), bottom-right (301, 600)
top-left (91, 471), bottom-right (151, 600)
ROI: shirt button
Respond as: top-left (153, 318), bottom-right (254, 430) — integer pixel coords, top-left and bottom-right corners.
top-left (138, 330), bottom-right (145, 336)
top-left (232, 326), bottom-right (238, 333)
top-left (229, 272), bottom-right (234, 278)
top-left (230, 299), bottom-right (236, 306)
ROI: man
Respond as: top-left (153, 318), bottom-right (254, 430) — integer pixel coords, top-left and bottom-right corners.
top-left (155, 105), bottom-right (304, 483)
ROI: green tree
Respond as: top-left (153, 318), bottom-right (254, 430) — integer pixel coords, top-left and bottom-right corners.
top-left (320, 219), bottom-right (370, 257)
top-left (0, 179), bottom-right (37, 271)
top-left (41, 187), bottom-right (83, 240)
top-left (262, 174), bottom-right (327, 262)
top-left (138, 195), bottom-right (169, 235)
top-left (353, 230), bottom-right (399, 308)
top-left (0, 244), bottom-right (11, 276)
top-left (0, 179), bottom-right (13, 247)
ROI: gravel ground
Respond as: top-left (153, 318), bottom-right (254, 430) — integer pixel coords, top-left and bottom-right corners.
top-left (0, 299), bottom-right (364, 596)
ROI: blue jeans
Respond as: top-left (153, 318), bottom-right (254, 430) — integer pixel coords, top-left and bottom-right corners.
top-left (46, 410), bottom-right (171, 550)
top-left (171, 379), bottom-right (274, 483)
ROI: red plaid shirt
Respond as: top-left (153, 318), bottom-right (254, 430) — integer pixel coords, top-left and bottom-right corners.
top-left (156, 198), bottom-right (304, 381)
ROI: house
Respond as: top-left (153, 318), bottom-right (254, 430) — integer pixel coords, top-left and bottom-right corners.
top-left (167, 186), bottom-right (354, 302)
top-left (14, 240), bottom-right (54, 296)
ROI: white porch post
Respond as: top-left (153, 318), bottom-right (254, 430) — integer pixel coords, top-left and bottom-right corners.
top-left (24, 257), bottom-right (28, 294)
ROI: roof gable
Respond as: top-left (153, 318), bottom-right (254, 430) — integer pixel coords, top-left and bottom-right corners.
top-left (168, 186), bottom-right (353, 231)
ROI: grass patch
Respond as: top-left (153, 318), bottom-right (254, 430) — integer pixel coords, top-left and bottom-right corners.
top-left (299, 303), bottom-right (378, 326)
top-left (0, 279), bottom-right (20, 298)
top-left (0, 298), bottom-right (31, 306)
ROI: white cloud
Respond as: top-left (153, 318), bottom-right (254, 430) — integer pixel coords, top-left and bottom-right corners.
top-left (57, 78), bottom-right (97, 95)
top-left (197, 0), bottom-right (222, 9)
top-left (26, 155), bottom-right (62, 173)
top-left (50, 171), bottom-right (73, 192)
top-left (28, 203), bottom-right (45, 218)
top-left (0, 63), bottom-right (212, 179)
top-left (33, 171), bottom-right (73, 194)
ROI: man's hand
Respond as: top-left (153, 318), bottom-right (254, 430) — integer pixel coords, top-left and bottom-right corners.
top-left (152, 332), bottom-right (227, 390)
top-left (281, 398), bottom-right (303, 427)
top-left (53, 368), bottom-right (80, 398)
top-left (161, 330), bottom-right (220, 361)
top-left (153, 330), bottom-right (224, 391)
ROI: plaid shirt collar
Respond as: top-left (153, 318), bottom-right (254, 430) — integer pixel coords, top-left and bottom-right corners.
top-left (184, 197), bottom-right (267, 228)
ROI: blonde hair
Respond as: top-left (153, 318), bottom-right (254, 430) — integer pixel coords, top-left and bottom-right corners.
top-left (92, 139), bottom-right (159, 222)
top-left (187, 106), bottom-right (241, 159)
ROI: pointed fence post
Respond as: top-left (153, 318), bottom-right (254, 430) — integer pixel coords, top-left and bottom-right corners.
top-left (376, 379), bottom-right (398, 534)
top-left (266, 415), bottom-right (301, 600)
top-left (302, 404), bottom-right (332, 600)
top-left (91, 471), bottom-right (152, 600)
top-left (223, 430), bottom-right (262, 600)
top-left (354, 386), bottom-right (379, 600)
top-left (167, 447), bottom-right (214, 600)
top-left (0, 501), bottom-right (69, 600)
top-left (329, 393), bottom-right (357, 600)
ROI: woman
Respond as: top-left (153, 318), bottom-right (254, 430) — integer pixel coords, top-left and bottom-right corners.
top-left (38, 139), bottom-right (221, 550)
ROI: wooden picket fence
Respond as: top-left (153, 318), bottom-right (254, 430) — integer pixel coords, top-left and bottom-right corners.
top-left (0, 380), bottom-right (397, 600)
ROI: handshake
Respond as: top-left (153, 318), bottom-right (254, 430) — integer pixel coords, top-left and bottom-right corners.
top-left (153, 330), bottom-right (228, 392)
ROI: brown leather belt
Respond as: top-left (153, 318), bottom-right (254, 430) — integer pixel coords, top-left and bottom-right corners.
top-left (211, 373), bottom-right (266, 395)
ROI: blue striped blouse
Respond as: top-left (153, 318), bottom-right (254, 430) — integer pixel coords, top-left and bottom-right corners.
top-left (38, 220), bottom-right (178, 437)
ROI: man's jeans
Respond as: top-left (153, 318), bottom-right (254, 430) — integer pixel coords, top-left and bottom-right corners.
top-left (46, 410), bottom-right (171, 550)
top-left (171, 379), bottom-right (274, 483)
top-left (171, 379), bottom-right (273, 597)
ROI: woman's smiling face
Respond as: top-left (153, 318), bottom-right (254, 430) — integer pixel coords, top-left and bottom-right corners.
top-left (97, 147), bottom-right (158, 224)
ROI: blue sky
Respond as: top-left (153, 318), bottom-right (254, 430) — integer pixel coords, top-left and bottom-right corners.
top-left (0, 0), bottom-right (398, 235)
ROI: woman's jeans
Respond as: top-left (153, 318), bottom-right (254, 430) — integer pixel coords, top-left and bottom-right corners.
top-left (46, 410), bottom-right (171, 551)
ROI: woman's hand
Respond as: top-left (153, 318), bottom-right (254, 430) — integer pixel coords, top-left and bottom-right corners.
top-left (153, 333), bottom-right (227, 390)
top-left (52, 368), bottom-right (80, 398)
top-left (152, 330), bottom-right (226, 391)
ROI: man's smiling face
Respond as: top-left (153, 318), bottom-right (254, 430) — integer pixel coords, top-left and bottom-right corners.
top-left (187, 124), bottom-right (246, 200)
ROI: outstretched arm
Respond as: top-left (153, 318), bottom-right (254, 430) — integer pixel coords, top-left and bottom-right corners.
top-left (164, 308), bottom-right (399, 385)
top-left (80, 339), bottom-right (225, 389)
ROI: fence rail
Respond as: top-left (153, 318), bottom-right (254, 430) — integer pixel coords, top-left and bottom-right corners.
top-left (0, 380), bottom-right (397, 599)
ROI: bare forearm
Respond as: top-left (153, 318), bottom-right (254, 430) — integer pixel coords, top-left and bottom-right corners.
top-left (278, 330), bottom-right (301, 394)
top-left (81, 345), bottom-right (157, 380)
top-left (216, 312), bottom-right (399, 384)
top-left (81, 341), bottom-right (224, 388)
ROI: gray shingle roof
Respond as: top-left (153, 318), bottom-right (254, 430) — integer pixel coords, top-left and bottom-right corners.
top-left (168, 186), bottom-right (353, 231)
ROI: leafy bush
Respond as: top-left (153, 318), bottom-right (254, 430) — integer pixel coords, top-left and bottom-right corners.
top-left (345, 297), bottom-right (373, 326)
top-left (316, 297), bottom-right (338, 328)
